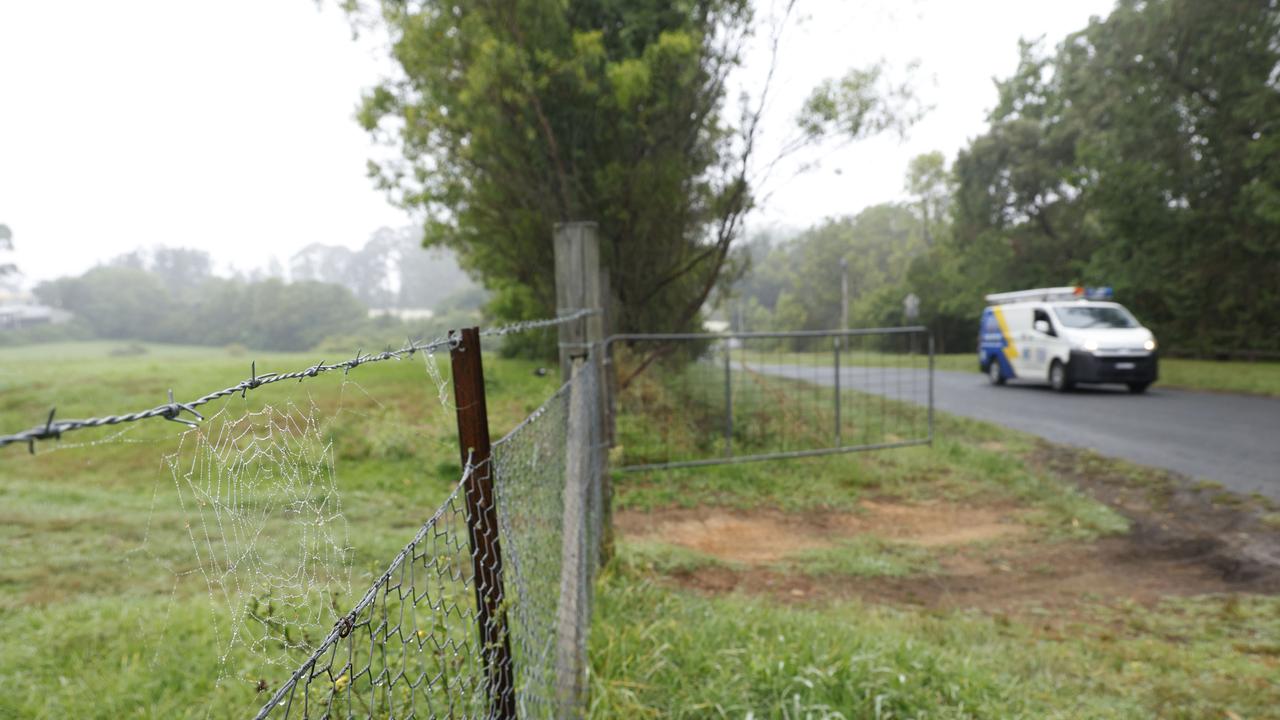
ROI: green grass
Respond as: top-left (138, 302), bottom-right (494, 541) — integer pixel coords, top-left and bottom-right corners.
top-left (613, 353), bottom-right (1128, 540)
top-left (0, 341), bottom-right (560, 718)
top-left (737, 347), bottom-right (973, 372)
top-left (1, 341), bottom-right (1276, 718)
top-left (590, 562), bottom-right (1280, 719)
top-left (1159, 357), bottom-right (1280, 396)
top-left (601, 347), bottom-right (1277, 718)
top-left (736, 346), bottom-right (1280, 396)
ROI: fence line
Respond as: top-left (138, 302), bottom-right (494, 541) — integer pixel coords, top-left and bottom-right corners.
top-left (251, 458), bottom-right (488, 719)
top-left (608, 327), bottom-right (933, 471)
top-left (7, 314), bottom-right (928, 719)
top-left (0, 310), bottom-right (597, 452)
top-left (251, 326), bottom-right (605, 719)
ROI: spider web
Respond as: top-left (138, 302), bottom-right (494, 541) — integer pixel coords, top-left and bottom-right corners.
top-left (163, 399), bottom-right (354, 678)
top-left (126, 348), bottom-right (457, 701)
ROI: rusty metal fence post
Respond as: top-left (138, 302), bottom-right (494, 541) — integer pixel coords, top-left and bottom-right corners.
top-left (450, 326), bottom-right (516, 720)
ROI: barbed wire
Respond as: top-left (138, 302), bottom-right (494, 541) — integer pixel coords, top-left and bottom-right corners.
top-left (479, 310), bottom-right (594, 338)
top-left (0, 309), bottom-right (597, 453)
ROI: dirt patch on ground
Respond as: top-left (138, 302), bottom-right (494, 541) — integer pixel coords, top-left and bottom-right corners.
top-left (1032, 441), bottom-right (1280, 582)
top-left (615, 501), bottom-right (1025, 564)
top-left (855, 500), bottom-right (1025, 547)
top-left (617, 473), bottom-right (1280, 611)
top-left (667, 534), bottom-right (1245, 611)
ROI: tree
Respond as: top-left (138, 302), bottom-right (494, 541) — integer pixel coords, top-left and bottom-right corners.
top-left (36, 267), bottom-right (170, 339)
top-left (904, 151), bottom-right (949, 246)
top-left (289, 227), bottom-right (476, 310)
top-left (149, 248), bottom-right (214, 296)
top-left (943, 0), bottom-right (1280, 354)
top-left (352, 0), bottom-right (921, 347)
top-left (0, 224), bottom-right (18, 281)
top-left (732, 202), bottom-right (929, 334)
top-left (34, 255), bottom-right (369, 351)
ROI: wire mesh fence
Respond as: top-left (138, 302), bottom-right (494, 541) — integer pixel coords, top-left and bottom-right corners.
top-left (251, 463), bottom-right (491, 719)
top-left (607, 327), bottom-right (933, 471)
top-left (251, 330), bottom-right (605, 720)
top-left (491, 358), bottom-right (604, 717)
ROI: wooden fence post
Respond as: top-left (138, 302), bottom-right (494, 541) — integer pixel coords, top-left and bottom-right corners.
top-left (450, 326), bottom-right (516, 720)
top-left (555, 357), bottom-right (591, 715)
top-left (553, 221), bottom-right (612, 567)
top-left (554, 222), bottom-right (603, 382)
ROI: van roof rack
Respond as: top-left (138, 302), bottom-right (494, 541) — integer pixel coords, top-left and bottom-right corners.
top-left (984, 286), bottom-right (1113, 304)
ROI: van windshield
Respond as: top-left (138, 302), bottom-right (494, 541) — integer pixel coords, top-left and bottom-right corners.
top-left (1053, 305), bottom-right (1138, 329)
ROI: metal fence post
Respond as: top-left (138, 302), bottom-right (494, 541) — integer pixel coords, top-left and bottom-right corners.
top-left (450, 327), bottom-right (516, 720)
top-left (833, 337), bottom-right (842, 447)
top-left (723, 340), bottom-right (733, 458)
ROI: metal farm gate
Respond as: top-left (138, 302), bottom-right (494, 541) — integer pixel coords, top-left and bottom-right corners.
top-left (605, 327), bottom-right (934, 471)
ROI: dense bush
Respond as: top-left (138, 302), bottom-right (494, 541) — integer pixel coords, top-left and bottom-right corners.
top-left (33, 270), bottom-right (367, 352)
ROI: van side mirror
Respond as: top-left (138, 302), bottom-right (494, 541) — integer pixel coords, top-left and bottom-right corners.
top-left (1033, 319), bottom-right (1052, 335)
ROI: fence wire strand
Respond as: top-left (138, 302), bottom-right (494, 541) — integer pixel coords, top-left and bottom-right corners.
top-left (0, 310), bottom-right (596, 452)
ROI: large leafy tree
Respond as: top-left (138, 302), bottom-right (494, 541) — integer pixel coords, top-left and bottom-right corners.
top-left (731, 202), bottom-right (929, 335)
top-left (352, 0), bottom-right (919, 342)
top-left (945, 0), bottom-right (1280, 354)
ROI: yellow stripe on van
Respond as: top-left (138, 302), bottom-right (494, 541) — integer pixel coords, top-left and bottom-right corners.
top-left (992, 306), bottom-right (1019, 362)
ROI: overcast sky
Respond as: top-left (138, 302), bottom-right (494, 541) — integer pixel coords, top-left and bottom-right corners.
top-left (0, 0), bottom-right (1114, 284)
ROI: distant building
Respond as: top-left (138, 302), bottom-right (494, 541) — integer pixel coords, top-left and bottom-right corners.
top-left (703, 319), bottom-right (730, 333)
top-left (0, 303), bottom-right (71, 330)
top-left (367, 307), bottom-right (436, 322)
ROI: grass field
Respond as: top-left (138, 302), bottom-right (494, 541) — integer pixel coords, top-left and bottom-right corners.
top-left (1, 342), bottom-right (1277, 718)
top-left (0, 341), bottom-right (561, 718)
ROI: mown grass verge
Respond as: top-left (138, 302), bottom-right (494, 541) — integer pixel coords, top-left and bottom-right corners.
top-left (600, 346), bottom-right (1280, 718)
top-left (589, 559), bottom-right (1280, 718)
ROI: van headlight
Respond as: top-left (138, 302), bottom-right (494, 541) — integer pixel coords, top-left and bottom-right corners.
top-left (1144, 338), bottom-right (1157, 352)
top-left (1082, 339), bottom-right (1099, 352)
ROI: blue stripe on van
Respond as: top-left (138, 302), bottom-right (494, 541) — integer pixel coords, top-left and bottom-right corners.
top-left (978, 307), bottom-right (1016, 379)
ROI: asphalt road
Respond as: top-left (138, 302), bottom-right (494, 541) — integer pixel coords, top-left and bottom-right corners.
top-left (750, 363), bottom-right (1280, 500)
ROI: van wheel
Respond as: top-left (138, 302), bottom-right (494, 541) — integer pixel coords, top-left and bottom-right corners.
top-left (1049, 360), bottom-right (1073, 393)
top-left (988, 359), bottom-right (1006, 386)
top-left (1127, 382), bottom-right (1150, 394)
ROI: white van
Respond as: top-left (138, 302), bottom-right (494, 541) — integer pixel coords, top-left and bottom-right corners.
top-left (978, 287), bottom-right (1158, 393)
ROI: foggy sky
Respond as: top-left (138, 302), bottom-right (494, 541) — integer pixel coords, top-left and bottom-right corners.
top-left (0, 0), bottom-right (1114, 284)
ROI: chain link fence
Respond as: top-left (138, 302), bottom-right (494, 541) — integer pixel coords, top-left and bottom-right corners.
top-left (251, 463), bottom-right (490, 719)
top-left (492, 358), bottom-right (604, 717)
top-left (607, 327), bottom-right (933, 471)
top-left (252, 332), bottom-right (605, 720)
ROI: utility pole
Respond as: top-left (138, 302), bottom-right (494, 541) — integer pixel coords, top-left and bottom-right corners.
top-left (840, 258), bottom-right (849, 333)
